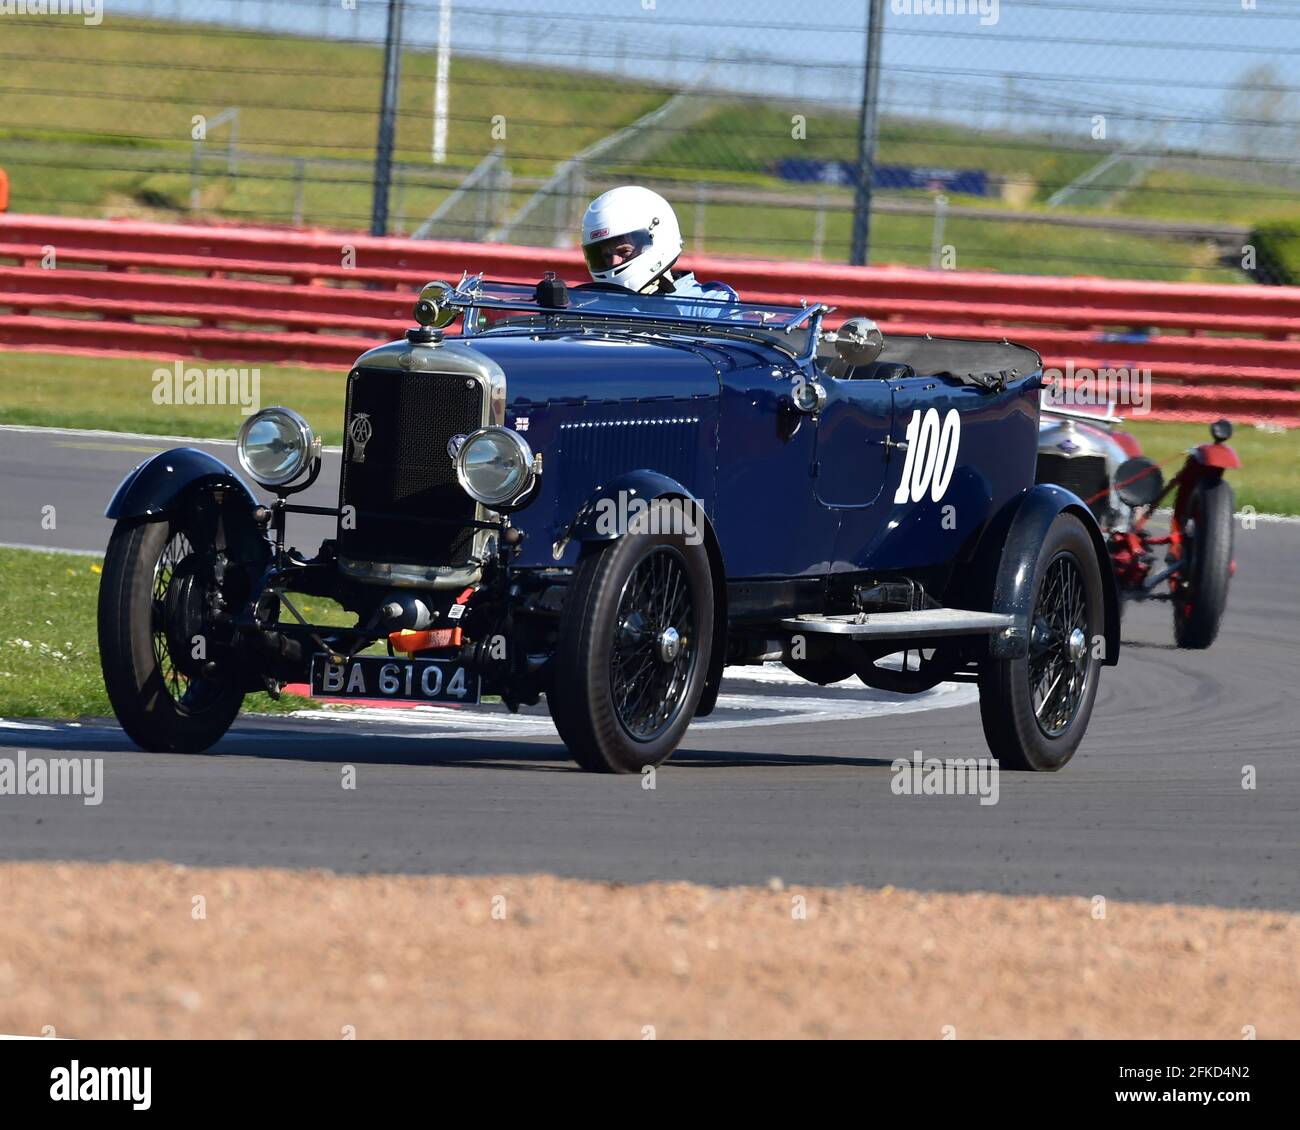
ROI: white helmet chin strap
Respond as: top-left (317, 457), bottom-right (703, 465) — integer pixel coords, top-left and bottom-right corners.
top-left (642, 267), bottom-right (675, 295)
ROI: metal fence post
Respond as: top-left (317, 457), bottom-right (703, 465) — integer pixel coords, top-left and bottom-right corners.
top-left (292, 159), bottom-right (305, 227)
top-left (371, 0), bottom-right (406, 237)
top-left (190, 141), bottom-right (200, 214)
top-left (929, 194), bottom-right (949, 269)
top-left (433, 0), bottom-right (453, 164)
top-left (850, 0), bottom-right (884, 266)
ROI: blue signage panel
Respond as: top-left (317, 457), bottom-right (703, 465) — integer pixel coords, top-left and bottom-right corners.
top-left (774, 159), bottom-right (989, 197)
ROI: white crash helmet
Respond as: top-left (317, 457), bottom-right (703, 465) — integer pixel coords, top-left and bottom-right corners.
top-left (580, 185), bottom-right (684, 293)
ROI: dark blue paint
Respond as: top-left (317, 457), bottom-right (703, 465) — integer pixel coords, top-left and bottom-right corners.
top-left (479, 329), bottom-right (1045, 601)
top-left (101, 320), bottom-right (1064, 621)
top-left (986, 484), bottom-right (1121, 664)
top-left (105, 448), bottom-right (257, 520)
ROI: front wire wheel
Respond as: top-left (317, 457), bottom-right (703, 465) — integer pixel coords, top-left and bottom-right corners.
top-left (610, 547), bottom-right (697, 742)
top-left (150, 530), bottom-right (226, 715)
top-left (99, 516), bottom-right (244, 752)
top-left (549, 506), bottom-right (714, 773)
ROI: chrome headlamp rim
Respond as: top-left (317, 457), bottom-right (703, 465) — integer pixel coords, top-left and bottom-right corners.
top-left (455, 425), bottom-right (535, 508)
top-left (236, 406), bottom-right (319, 489)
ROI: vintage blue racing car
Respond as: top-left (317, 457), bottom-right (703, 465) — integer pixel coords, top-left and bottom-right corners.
top-left (98, 275), bottom-right (1118, 773)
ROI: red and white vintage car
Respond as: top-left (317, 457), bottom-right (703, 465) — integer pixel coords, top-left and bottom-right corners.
top-left (1036, 408), bottom-right (1240, 648)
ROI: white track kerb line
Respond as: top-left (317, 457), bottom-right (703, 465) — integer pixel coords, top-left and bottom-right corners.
top-left (277, 667), bottom-right (979, 740)
top-left (0, 423), bottom-right (344, 454)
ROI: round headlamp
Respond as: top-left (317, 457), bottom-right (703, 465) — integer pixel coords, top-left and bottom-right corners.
top-left (455, 426), bottom-right (535, 508)
top-left (236, 407), bottom-right (319, 489)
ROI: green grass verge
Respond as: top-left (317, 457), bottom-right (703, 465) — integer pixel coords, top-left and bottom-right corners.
top-left (1123, 420), bottom-right (1299, 517)
top-left (0, 547), bottom-right (321, 719)
top-left (0, 351), bottom-right (348, 445)
top-left (5, 16), bottom-right (1291, 280)
top-left (1249, 220), bottom-right (1300, 287)
top-left (670, 198), bottom-right (1230, 280)
top-left (3, 14), bottom-right (668, 224)
top-left (636, 108), bottom-right (1300, 232)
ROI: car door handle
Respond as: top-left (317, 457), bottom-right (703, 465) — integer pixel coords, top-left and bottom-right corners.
top-left (877, 437), bottom-right (908, 450)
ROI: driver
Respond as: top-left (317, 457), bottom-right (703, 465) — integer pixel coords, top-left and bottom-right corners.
top-left (580, 186), bottom-right (736, 303)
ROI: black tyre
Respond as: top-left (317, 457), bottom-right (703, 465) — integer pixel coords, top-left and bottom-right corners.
top-left (1173, 478), bottom-right (1234, 650)
top-left (548, 512), bottom-right (714, 774)
top-left (98, 517), bottom-right (244, 752)
top-left (978, 512), bottom-right (1104, 772)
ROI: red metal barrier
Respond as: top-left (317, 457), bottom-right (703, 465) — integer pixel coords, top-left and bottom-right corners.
top-left (2, 214), bottom-right (1298, 425)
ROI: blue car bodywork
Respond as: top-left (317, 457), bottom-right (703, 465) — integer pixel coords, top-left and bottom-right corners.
top-left (103, 275), bottom-right (1118, 770)
top-left (435, 284), bottom-right (1105, 634)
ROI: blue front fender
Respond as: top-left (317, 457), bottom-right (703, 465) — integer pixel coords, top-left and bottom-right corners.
top-left (106, 447), bottom-right (258, 520)
top-left (985, 483), bottom-right (1120, 664)
top-left (562, 469), bottom-right (703, 547)
top-left (559, 469), bottom-right (730, 719)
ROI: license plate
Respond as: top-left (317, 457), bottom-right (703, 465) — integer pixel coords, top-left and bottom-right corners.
top-left (310, 654), bottom-right (480, 705)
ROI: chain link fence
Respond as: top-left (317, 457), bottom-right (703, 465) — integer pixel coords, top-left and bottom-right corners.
top-left (2, 0), bottom-right (1298, 281)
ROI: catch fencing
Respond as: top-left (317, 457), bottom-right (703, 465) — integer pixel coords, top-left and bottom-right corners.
top-left (1, 214), bottom-right (1298, 425)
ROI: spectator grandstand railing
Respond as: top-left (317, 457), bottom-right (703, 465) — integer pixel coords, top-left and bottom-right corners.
top-left (1, 215), bottom-right (1298, 425)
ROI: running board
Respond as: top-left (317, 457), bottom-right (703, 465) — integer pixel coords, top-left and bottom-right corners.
top-left (781, 609), bottom-right (1016, 640)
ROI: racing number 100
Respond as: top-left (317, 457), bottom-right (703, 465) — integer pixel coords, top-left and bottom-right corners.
top-left (892, 408), bottom-right (961, 505)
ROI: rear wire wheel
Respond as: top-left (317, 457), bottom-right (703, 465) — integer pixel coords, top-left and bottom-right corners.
top-left (99, 515), bottom-right (244, 752)
top-left (978, 513), bottom-right (1104, 771)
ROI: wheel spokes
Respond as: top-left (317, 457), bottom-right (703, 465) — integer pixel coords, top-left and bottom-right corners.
top-left (609, 548), bottom-right (695, 741)
top-left (1030, 554), bottom-right (1091, 737)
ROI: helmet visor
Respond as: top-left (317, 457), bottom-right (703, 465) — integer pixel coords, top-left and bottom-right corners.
top-left (582, 228), bottom-right (655, 275)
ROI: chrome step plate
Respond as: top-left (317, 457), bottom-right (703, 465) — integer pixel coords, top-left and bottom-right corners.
top-left (780, 609), bottom-right (1016, 639)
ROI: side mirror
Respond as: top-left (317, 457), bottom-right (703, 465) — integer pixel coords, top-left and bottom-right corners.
top-left (414, 280), bottom-right (459, 329)
top-left (1114, 455), bottom-right (1164, 508)
top-left (832, 316), bottom-right (884, 367)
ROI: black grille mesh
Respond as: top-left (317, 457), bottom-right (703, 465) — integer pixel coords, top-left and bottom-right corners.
top-left (1036, 453), bottom-right (1108, 516)
top-left (337, 368), bottom-right (483, 565)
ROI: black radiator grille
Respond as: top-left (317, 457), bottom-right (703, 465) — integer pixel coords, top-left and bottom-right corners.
top-left (337, 368), bottom-right (483, 565)
top-left (1036, 453), bottom-right (1108, 516)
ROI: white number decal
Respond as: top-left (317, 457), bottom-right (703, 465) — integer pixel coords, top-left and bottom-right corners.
top-left (930, 409), bottom-right (961, 502)
top-left (892, 408), bottom-right (961, 504)
top-left (910, 408), bottom-right (940, 501)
